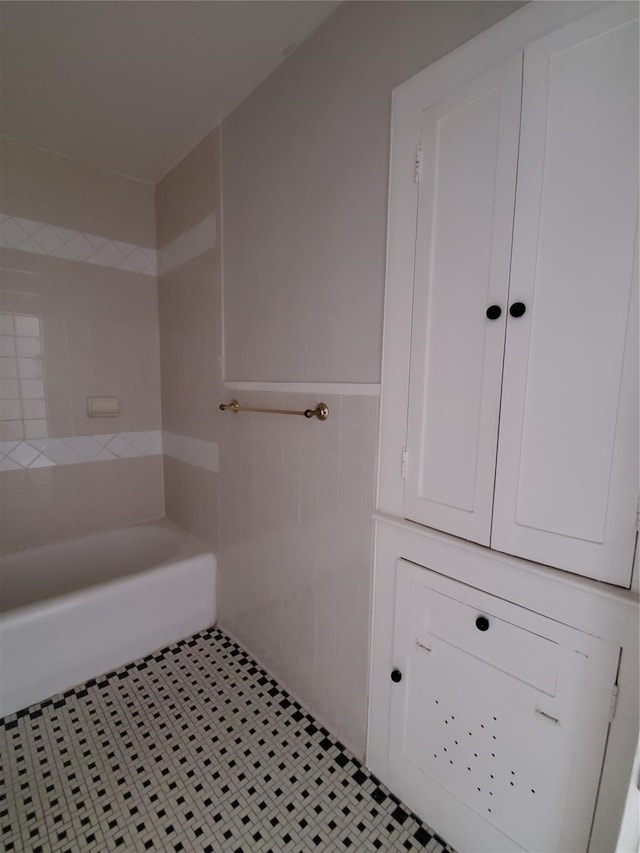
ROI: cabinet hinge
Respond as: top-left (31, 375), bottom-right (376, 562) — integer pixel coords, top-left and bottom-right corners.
top-left (401, 447), bottom-right (408, 479)
top-left (609, 684), bottom-right (619, 722)
top-left (414, 144), bottom-right (422, 183)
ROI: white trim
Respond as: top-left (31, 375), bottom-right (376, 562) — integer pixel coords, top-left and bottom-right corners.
top-left (223, 381), bottom-right (380, 396)
top-left (0, 213), bottom-right (157, 276)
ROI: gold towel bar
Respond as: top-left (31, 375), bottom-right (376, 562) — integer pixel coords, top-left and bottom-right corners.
top-left (219, 399), bottom-right (329, 421)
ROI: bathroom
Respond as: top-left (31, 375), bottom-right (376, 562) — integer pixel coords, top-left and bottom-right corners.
top-left (1, 2), bottom-right (638, 852)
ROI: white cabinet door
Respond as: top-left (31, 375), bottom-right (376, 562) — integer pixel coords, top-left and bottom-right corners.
top-left (403, 54), bottom-right (522, 544)
top-left (492, 4), bottom-right (639, 585)
top-left (388, 560), bottom-right (620, 853)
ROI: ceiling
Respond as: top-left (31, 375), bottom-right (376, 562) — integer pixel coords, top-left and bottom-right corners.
top-left (0, 1), bottom-right (340, 184)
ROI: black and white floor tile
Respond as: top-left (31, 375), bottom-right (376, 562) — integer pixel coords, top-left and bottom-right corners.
top-left (1, 627), bottom-right (456, 852)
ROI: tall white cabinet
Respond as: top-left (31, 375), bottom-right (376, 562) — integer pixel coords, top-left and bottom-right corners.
top-left (404, 2), bottom-right (638, 586)
top-left (370, 4), bottom-right (639, 853)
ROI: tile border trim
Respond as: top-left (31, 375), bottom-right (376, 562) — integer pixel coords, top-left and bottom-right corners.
top-left (162, 430), bottom-right (219, 473)
top-left (0, 430), bottom-right (162, 470)
top-left (0, 213), bottom-right (157, 276)
top-left (157, 211), bottom-right (216, 276)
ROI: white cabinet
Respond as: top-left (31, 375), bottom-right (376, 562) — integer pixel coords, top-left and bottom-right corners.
top-left (372, 6), bottom-right (640, 853)
top-left (401, 3), bottom-right (638, 586)
top-left (387, 560), bottom-right (620, 853)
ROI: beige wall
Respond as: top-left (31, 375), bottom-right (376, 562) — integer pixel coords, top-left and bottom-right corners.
top-left (222, 0), bottom-right (522, 383)
top-left (0, 138), bottom-right (163, 553)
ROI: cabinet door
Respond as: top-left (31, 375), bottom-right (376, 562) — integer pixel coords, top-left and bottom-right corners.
top-left (492, 4), bottom-right (639, 585)
top-left (403, 54), bottom-right (522, 544)
top-left (389, 560), bottom-right (620, 853)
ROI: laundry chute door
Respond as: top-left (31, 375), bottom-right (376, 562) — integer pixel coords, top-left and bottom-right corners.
top-left (491, 3), bottom-right (639, 585)
top-left (403, 53), bottom-right (521, 545)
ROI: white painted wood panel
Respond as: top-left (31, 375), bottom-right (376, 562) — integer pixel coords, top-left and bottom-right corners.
top-left (388, 559), bottom-right (620, 853)
top-left (403, 55), bottom-right (522, 544)
top-left (492, 4), bottom-right (639, 585)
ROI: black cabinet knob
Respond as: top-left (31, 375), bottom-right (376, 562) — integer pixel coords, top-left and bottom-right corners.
top-left (509, 302), bottom-right (526, 317)
top-left (390, 669), bottom-right (402, 683)
top-left (475, 616), bottom-right (490, 632)
top-left (486, 305), bottom-right (502, 320)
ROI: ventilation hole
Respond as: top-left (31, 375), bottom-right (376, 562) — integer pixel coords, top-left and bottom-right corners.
top-left (493, 716), bottom-right (497, 721)
top-left (490, 774), bottom-right (494, 779)
top-left (531, 789), bottom-right (536, 795)
top-left (445, 720), bottom-right (448, 725)
top-left (433, 754), bottom-right (437, 759)
top-left (435, 700), bottom-right (439, 704)
top-left (492, 735), bottom-right (496, 740)
top-left (443, 748), bottom-right (447, 753)
top-left (454, 741), bottom-right (458, 745)
top-left (467, 767), bottom-right (471, 772)
top-left (488, 808), bottom-right (492, 814)
top-left (510, 782), bottom-right (514, 787)
top-left (491, 753), bottom-right (495, 758)
top-left (474, 753), bottom-right (478, 758)
top-left (489, 792), bottom-right (493, 797)
top-left (449, 760), bottom-right (453, 765)
top-left (477, 787), bottom-right (481, 792)
top-left (511, 771), bottom-right (515, 776)
top-left (480, 724), bottom-right (484, 728)
top-left (451, 716), bottom-right (455, 720)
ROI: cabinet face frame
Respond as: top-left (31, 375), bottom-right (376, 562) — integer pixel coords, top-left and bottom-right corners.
top-left (377, 0), bottom-right (637, 587)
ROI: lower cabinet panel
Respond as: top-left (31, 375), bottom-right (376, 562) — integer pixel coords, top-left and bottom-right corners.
top-left (388, 560), bottom-right (620, 853)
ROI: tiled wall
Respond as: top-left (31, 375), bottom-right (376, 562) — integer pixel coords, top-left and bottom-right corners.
top-left (0, 138), bottom-right (163, 553)
top-left (156, 130), bottom-right (377, 757)
top-left (216, 392), bottom-right (378, 753)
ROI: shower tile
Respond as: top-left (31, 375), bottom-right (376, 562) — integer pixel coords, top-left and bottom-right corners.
top-left (1, 627), bottom-right (455, 853)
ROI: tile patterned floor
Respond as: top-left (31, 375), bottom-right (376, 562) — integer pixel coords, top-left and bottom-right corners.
top-left (1, 627), bottom-right (455, 853)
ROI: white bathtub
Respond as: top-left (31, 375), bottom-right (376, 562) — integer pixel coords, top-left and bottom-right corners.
top-left (0, 518), bottom-right (216, 717)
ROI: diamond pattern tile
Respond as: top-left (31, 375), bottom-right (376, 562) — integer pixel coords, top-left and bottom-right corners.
top-left (1, 628), bottom-right (456, 853)
top-left (0, 214), bottom-right (157, 277)
top-left (0, 431), bottom-right (162, 469)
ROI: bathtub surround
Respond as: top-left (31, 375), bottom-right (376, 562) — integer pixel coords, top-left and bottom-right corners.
top-left (0, 627), bottom-right (455, 852)
top-left (0, 137), bottom-right (162, 552)
top-left (0, 457), bottom-right (163, 555)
